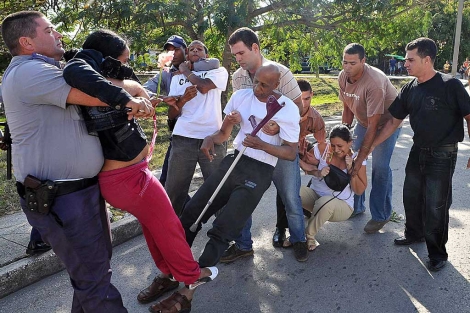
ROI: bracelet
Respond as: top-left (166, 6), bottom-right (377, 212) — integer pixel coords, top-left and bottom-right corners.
top-left (187, 72), bottom-right (195, 80)
top-left (361, 145), bottom-right (370, 150)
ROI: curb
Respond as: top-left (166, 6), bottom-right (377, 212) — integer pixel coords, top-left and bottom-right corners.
top-left (0, 215), bottom-right (142, 299)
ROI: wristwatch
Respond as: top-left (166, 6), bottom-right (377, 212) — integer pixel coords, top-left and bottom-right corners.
top-left (342, 122), bottom-right (353, 130)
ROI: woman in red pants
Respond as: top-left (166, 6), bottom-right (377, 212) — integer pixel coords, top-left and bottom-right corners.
top-left (63, 29), bottom-right (216, 313)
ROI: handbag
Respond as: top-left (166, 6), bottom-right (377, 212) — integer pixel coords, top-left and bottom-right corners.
top-left (324, 164), bottom-right (351, 192)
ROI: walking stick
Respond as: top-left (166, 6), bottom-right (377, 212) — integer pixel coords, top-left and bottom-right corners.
top-left (189, 95), bottom-right (285, 232)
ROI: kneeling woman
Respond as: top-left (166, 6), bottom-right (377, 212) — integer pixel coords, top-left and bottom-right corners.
top-left (63, 30), bottom-right (216, 313)
top-left (299, 124), bottom-right (367, 251)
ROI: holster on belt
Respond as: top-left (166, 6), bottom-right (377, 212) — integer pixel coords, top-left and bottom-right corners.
top-left (24, 174), bottom-right (58, 215)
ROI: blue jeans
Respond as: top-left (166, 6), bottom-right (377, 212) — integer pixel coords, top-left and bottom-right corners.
top-left (165, 135), bottom-right (226, 215)
top-left (352, 123), bottom-right (401, 221)
top-left (235, 155), bottom-right (305, 250)
top-left (403, 145), bottom-right (457, 261)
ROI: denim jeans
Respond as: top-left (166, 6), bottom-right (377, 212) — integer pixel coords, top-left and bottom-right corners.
top-left (352, 123), bottom-right (401, 221)
top-left (179, 152), bottom-right (274, 267)
top-left (403, 145), bottom-right (457, 261)
top-left (165, 135), bottom-right (226, 215)
top-left (235, 155), bottom-right (305, 250)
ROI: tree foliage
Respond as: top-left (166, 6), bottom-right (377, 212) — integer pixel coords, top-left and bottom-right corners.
top-left (0, 0), bottom-right (469, 74)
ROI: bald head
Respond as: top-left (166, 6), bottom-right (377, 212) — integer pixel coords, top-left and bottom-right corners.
top-left (255, 64), bottom-right (281, 82)
top-left (253, 64), bottom-right (281, 101)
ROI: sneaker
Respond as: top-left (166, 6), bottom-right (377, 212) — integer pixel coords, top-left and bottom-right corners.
top-left (364, 218), bottom-right (390, 234)
top-left (293, 241), bottom-right (308, 262)
top-left (219, 244), bottom-right (254, 264)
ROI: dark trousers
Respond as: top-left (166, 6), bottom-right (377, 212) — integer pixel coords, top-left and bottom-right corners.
top-left (180, 152), bottom-right (274, 267)
top-left (275, 193), bottom-right (289, 229)
top-left (159, 138), bottom-right (172, 187)
top-left (403, 145), bottom-right (457, 261)
top-left (21, 184), bottom-right (127, 313)
top-left (166, 135), bottom-right (226, 215)
top-left (159, 139), bottom-right (192, 211)
top-left (30, 227), bottom-right (42, 241)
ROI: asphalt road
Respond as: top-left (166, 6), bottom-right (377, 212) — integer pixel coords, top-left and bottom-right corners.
top-left (1, 118), bottom-right (470, 313)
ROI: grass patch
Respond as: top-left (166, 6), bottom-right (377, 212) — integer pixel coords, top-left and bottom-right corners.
top-left (0, 156), bottom-right (18, 216)
top-left (302, 76), bottom-right (343, 117)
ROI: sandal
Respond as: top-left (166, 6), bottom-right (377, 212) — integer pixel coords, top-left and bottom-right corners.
top-left (307, 239), bottom-right (320, 251)
top-left (149, 291), bottom-right (191, 313)
top-left (137, 276), bottom-right (179, 304)
top-left (188, 266), bottom-right (218, 290)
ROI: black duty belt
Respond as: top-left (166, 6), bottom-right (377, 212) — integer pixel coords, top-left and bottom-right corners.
top-left (418, 143), bottom-right (458, 152)
top-left (17, 176), bottom-right (98, 199)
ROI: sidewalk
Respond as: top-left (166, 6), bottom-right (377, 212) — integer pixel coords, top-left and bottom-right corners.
top-left (0, 115), bottom-right (343, 298)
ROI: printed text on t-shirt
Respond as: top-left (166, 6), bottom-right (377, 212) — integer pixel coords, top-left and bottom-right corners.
top-left (178, 72), bottom-right (207, 85)
top-left (342, 91), bottom-right (360, 101)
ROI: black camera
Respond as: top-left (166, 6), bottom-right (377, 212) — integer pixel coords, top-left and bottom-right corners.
top-left (101, 56), bottom-right (134, 80)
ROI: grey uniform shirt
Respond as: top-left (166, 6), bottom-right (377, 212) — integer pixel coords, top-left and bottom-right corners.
top-left (2, 56), bottom-right (104, 183)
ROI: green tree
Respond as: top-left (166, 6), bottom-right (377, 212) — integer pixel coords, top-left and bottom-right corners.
top-left (0, 0), bottom-right (468, 77)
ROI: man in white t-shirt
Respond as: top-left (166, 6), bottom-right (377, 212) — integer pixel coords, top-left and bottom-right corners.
top-left (179, 64), bottom-right (300, 267)
top-left (165, 40), bottom-right (229, 215)
top-left (222, 27), bottom-right (308, 263)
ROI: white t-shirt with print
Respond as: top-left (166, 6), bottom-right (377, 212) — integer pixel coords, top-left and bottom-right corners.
top-left (169, 67), bottom-right (228, 139)
top-left (224, 89), bottom-right (300, 167)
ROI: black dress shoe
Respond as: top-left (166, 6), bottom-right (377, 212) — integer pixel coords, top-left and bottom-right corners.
top-left (302, 208), bottom-right (312, 219)
top-left (272, 228), bottom-right (286, 248)
top-left (427, 259), bottom-right (447, 272)
top-left (394, 236), bottom-right (425, 246)
top-left (26, 240), bottom-right (52, 255)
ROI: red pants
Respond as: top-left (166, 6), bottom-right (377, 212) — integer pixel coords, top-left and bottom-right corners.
top-left (98, 160), bottom-right (200, 285)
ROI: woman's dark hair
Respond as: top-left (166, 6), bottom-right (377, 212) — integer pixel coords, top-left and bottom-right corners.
top-left (329, 124), bottom-right (353, 142)
top-left (82, 29), bottom-right (128, 59)
top-left (63, 48), bottom-right (79, 62)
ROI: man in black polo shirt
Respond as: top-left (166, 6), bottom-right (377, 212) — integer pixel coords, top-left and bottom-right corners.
top-left (372, 37), bottom-right (470, 272)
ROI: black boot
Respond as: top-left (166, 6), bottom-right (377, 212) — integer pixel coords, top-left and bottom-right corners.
top-left (272, 228), bottom-right (286, 248)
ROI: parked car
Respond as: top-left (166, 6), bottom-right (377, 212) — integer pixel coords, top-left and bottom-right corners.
top-left (295, 61), bottom-right (332, 74)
